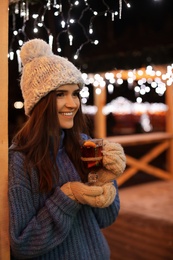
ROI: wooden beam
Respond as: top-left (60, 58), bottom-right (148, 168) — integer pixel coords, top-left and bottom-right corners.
top-left (0, 0), bottom-right (10, 259)
top-left (94, 85), bottom-right (106, 138)
top-left (165, 84), bottom-right (173, 176)
top-left (117, 141), bottom-right (171, 186)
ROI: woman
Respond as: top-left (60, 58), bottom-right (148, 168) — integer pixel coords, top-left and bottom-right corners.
top-left (9, 39), bottom-right (126, 259)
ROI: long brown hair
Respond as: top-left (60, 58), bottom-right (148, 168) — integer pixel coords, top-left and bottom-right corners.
top-left (12, 90), bottom-right (90, 192)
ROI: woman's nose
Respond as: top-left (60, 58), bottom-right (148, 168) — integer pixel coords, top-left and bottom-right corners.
top-left (65, 95), bottom-right (77, 107)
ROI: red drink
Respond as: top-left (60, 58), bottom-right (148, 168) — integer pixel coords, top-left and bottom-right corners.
top-left (81, 145), bottom-right (102, 159)
top-left (81, 139), bottom-right (103, 169)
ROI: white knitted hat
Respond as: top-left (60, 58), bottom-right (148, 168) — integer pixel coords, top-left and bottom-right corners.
top-left (20, 38), bottom-right (84, 116)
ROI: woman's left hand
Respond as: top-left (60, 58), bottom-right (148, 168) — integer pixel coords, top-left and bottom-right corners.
top-left (102, 140), bottom-right (126, 178)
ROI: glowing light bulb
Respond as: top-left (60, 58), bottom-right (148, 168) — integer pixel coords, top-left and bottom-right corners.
top-left (70, 19), bottom-right (75, 23)
top-left (93, 40), bottom-right (99, 45)
top-left (9, 51), bottom-right (14, 60)
top-left (33, 27), bottom-right (38, 33)
top-left (95, 88), bottom-right (101, 95)
top-left (13, 30), bottom-right (18, 36)
top-left (18, 40), bottom-right (23, 46)
top-left (74, 54), bottom-right (78, 60)
top-left (74, 1), bottom-right (79, 5)
top-left (89, 28), bottom-right (93, 34)
top-left (61, 21), bottom-right (66, 28)
top-left (38, 22), bottom-right (43, 27)
top-left (69, 34), bottom-right (73, 45)
top-left (14, 101), bottom-right (24, 109)
top-left (32, 14), bottom-right (38, 19)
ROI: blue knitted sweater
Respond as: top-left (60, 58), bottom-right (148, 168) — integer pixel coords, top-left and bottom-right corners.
top-left (8, 133), bottom-right (120, 259)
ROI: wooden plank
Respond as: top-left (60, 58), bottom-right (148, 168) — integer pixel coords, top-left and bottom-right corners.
top-left (106, 132), bottom-right (173, 146)
top-left (0, 0), bottom-right (10, 259)
top-left (94, 84), bottom-right (106, 138)
top-left (118, 141), bottom-right (170, 186)
top-left (126, 155), bottom-right (171, 179)
top-left (165, 84), bottom-right (173, 176)
top-left (103, 216), bottom-right (173, 260)
top-left (103, 181), bottom-right (173, 260)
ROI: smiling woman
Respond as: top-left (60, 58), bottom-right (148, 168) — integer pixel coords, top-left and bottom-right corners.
top-left (56, 84), bottom-right (80, 129)
top-left (8, 38), bottom-right (126, 259)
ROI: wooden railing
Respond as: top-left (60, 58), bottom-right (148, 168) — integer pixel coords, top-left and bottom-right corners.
top-left (106, 132), bottom-right (173, 186)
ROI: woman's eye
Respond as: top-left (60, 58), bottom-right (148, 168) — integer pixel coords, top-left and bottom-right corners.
top-left (56, 92), bottom-right (64, 97)
top-left (73, 91), bottom-right (80, 97)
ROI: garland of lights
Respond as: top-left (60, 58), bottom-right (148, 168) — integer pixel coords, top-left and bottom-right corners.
top-left (9, 0), bottom-right (131, 65)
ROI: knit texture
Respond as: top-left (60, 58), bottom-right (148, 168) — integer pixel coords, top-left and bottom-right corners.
top-left (8, 133), bottom-right (120, 260)
top-left (61, 181), bottom-right (116, 208)
top-left (20, 39), bottom-right (84, 116)
top-left (102, 140), bottom-right (126, 177)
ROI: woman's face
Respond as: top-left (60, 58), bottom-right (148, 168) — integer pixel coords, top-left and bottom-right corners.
top-left (56, 84), bottom-right (80, 129)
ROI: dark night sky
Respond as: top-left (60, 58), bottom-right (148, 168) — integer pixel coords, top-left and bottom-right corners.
top-left (9, 0), bottom-right (173, 72)
top-left (79, 0), bottom-right (173, 72)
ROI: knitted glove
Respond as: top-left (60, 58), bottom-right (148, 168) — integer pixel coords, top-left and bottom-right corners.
top-left (102, 140), bottom-right (126, 178)
top-left (61, 182), bottom-right (116, 208)
top-left (61, 182), bottom-right (104, 207)
top-left (95, 182), bottom-right (116, 208)
top-left (94, 168), bottom-right (117, 186)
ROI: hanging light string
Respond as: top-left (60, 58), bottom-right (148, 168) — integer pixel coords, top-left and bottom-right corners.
top-left (8, 0), bottom-right (131, 65)
top-left (119, 0), bottom-right (122, 19)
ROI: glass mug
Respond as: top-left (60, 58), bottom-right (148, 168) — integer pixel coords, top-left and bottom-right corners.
top-left (81, 138), bottom-right (103, 185)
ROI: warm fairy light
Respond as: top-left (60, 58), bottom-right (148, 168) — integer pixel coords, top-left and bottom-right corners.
top-left (74, 54), bottom-right (78, 60)
top-left (136, 97), bottom-right (142, 103)
top-left (13, 30), bottom-right (18, 35)
top-left (32, 14), bottom-right (38, 19)
top-left (33, 27), bottom-right (38, 33)
top-left (68, 34), bottom-right (73, 46)
top-left (93, 40), bottom-right (99, 45)
top-left (108, 84), bottom-right (114, 94)
top-left (134, 86), bottom-right (140, 92)
top-left (95, 88), bottom-right (101, 95)
top-left (9, 51), bottom-right (14, 60)
top-left (18, 40), bottom-right (23, 46)
top-left (117, 78), bottom-right (123, 85)
top-left (14, 101), bottom-right (24, 109)
top-left (9, 0), bottom-right (131, 61)
top-left (80, 65), bottom-right (173, 102)
top-left (61, 20), bottom-right (66, 28)
top-left (74, 1), bottom-right (79, 6)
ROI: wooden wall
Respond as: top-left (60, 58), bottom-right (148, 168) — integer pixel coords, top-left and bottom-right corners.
top-left (0, 0), bottom-right (10, 259)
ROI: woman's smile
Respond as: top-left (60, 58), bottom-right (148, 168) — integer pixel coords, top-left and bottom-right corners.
top-left (56, 84), bottom-right (80, 129)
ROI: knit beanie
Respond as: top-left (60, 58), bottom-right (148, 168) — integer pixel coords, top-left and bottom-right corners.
top-left (20, 38), bottom-right (84, 116)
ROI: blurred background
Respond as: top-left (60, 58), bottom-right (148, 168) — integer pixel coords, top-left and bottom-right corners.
top-left (8, 0), bottom-right (173, 140)
top-left (8, 1), bottom-right (173, 259)
top-left (8, 0), bottom-right (173, 184)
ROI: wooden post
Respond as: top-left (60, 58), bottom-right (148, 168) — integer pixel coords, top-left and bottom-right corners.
top-left (165, 83), bottom-right (173, 177)
top-left (93, 86), bottom-right (106, 138)
top-left (0, 0), bottom-right (10, 259)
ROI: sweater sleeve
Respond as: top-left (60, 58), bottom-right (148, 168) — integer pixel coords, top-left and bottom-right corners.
top-left (91, 181), bottom-right (120, 228)
top-left (9, 150), bottom-right (81, 259)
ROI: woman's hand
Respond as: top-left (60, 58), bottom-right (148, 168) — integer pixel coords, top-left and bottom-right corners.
top-left (61, 181), bottom-right (116, 208)
top-left (102, 140), bottom-right (126, 178)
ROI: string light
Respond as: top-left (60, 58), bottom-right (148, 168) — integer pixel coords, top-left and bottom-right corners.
top-left (79, 65), bottom-right (173, 105)
top-left (8, 0), bottom-right (131, 63)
